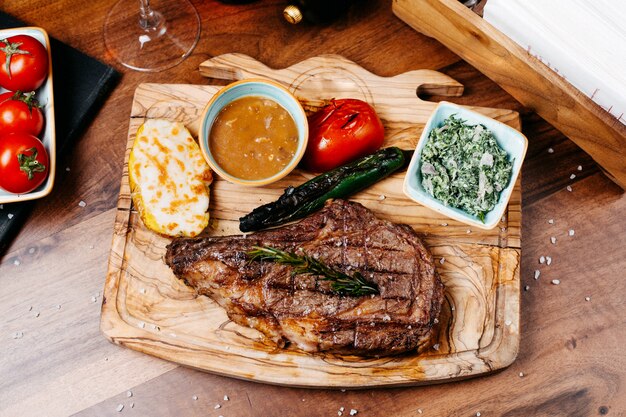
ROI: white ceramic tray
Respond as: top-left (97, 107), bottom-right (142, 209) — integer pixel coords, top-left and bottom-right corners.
top-left (0, 27), bottom-right (56, 204)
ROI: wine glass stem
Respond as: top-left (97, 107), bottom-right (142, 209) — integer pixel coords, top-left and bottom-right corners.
top-left (138, 0), bottom-right (163, 30)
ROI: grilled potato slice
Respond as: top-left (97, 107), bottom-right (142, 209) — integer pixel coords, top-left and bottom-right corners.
top-left (129, 119), bottom-right (213, 237)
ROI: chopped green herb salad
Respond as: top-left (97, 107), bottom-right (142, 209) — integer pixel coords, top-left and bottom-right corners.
top-left (420, 115), bottom-right (513, 222)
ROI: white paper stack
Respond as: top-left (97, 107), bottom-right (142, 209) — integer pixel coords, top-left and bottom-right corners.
top-left (483, 0), bottom-right (626, 125)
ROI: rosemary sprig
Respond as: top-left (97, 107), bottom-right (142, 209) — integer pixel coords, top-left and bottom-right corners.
top-left (247, 246), bottom-right (379, 297)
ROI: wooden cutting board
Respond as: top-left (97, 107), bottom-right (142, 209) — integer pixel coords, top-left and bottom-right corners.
top-left (101, 53), bottom-right (521, 387)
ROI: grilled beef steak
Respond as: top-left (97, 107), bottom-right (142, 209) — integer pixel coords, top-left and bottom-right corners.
top-left (165, 199), bottom-right (444, 356)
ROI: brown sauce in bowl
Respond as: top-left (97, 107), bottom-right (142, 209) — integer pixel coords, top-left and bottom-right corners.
top-left (209, 96), bottom-right (299, 180)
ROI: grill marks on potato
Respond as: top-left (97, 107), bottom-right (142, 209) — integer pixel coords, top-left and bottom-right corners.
top-left (129, 119), bottom-right (213, 237)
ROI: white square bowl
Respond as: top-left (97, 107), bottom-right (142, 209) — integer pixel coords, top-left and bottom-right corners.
top-left (0, 27), bottom-right (55, 204)
top-left (403, 101), bottom-right (527, 230)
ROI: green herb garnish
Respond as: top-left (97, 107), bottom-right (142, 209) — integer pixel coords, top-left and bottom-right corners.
top-left (420, 115), bottom-right (513, 221)
top-left (247, 246), bottom-right (379, 296)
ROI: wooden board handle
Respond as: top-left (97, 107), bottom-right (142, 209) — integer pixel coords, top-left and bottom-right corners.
top-left (199, 53), bottom-right (465, 99)
top-left (393, 0), bottom-right (626, 189)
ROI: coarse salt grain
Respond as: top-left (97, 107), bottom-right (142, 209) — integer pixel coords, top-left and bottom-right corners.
top-left (566, 186), bottom-right (573, 192)
top-left (378, 194), bottom-right (386, 201)
top-left (548, 147), bottom-right (554, 153)
top-left (519, 372), bottom-right (524, 377)
top-left (116, 404), bottom-right (124, 412)
top-left (224, 395), bottom-right (229, 401)
top-left (66, 167), bottom-right (70, 172)
top-left (34, 312), bottom-right (40, 318)
top-left (13, 331), bottom-right (23, 339)
top-left (28, 306), bottom-right (32, 311)
top-left (466, 229), bottom-right (471, 234)
top-left (476, 413), bottom-right (481, 417)
top-left (439, 257), bottom-right (445, 265)
top-left (441, 223), bottom-right (448, 227)
top-left (505, 319), bottom-right (512, 326)
top-left (338, 412), bottom-right (342, 416)
top-left (192, 395), bottom-right (198, 401)
top-left (432, 343), bottom-right (440, 351)
top-left (340, 407), bottom-right (345, 412)
top-left (418, 410), bottom-right (423, 414)
top-left (524, 285), bottom-right (530, 291)
top-left (127, 391), bottom-right (132, 398)
top-left (56, 304), bottom-right (61, 309)
top-left (546, 256), bottom-right (552, 266)
top-left (13, 259), bottom-right (20, 266)
top-left (130, 403), bottom-right (134, 408)
top-left (28, 247), bottom-right (35, 254)
top-left (7, 213), bottom-right (14, 219)
top-left (534, 270), bottom-right (541, 279)
top-left (139, 288), bottom-right (146, 294)
top-left (577, 165), bottom-right (582, 171)
top-left (539, 256), bottom-right (545, 264)
top-left (585, 296), bottom-right (591, 301)
top-left (139, 322), bottom-right (145, 329)
top-left (570, 174), bottom-right (576, 180)
top-left (350, 410), bottom-right (358, 416)
top-left (214, 404), bottom-right (221, 409)
top-left (91, 296), bottom-right (97, 303)
top-left (550, 237), bottom-right (556, 244)
top-left (548, 219), bottom-right (554, 224)
top-left (78, 200), bottom-right (86, 207)
top-left (569, 229), bottom-right (575, 236)
top-left (552, 279), bottom-right (560, 285)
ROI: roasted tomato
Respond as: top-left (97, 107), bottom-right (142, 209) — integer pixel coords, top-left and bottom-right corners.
top-left (0, 35), bottom-right (49, 92)
top-left (303, 98), bottom-right (385, 172)
top-left (0, 132), bottom-right (49, 194)
top-left (0, 91), bottom-right (44, 136)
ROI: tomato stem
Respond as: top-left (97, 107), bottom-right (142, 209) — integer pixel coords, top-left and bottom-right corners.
top-left (11, 90), bottom-right (41, 113)
top-left (17, 147), bottom-right (46, 180)
top-left (0, 39), bottom-right (31, 79)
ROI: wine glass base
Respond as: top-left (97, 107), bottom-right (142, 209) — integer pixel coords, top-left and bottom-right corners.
top-left (104, 0), bottom-right (201, 72)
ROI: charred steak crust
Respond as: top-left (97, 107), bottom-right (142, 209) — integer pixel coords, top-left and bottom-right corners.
top-left (165, 199), bottom-right (444, 356)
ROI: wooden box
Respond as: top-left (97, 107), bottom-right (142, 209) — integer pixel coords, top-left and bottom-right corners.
top-left (393, 0), bottom-right (626, 190)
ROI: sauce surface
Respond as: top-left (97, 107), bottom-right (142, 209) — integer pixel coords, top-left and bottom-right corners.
top-left (209, 96), bottom-right (299, 180)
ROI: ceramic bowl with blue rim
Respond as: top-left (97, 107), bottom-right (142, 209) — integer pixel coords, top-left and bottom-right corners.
top-left (199, 79), bottom-right (308, 187)
top-left (403, 101), bottom-right (527, 230)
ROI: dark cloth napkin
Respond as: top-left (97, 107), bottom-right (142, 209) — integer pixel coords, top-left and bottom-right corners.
top-left (0, 12), bottom-right (120, 255)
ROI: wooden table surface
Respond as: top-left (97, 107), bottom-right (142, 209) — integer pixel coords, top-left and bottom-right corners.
top-left (1, 1), bottom-right (624, 416)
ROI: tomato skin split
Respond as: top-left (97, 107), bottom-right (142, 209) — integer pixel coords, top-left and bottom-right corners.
top-left (303, 98), bottom-right (385, 172)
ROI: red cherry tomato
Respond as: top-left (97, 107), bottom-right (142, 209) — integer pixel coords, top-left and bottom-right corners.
top-left (0, 132), bottom-right (49, 194)
top-left (303, 98), bottom-right (385, 172)
top-left (0, 35), bottom-right (49, 91)
top-left (0, 91), bottom-right (44, 136)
